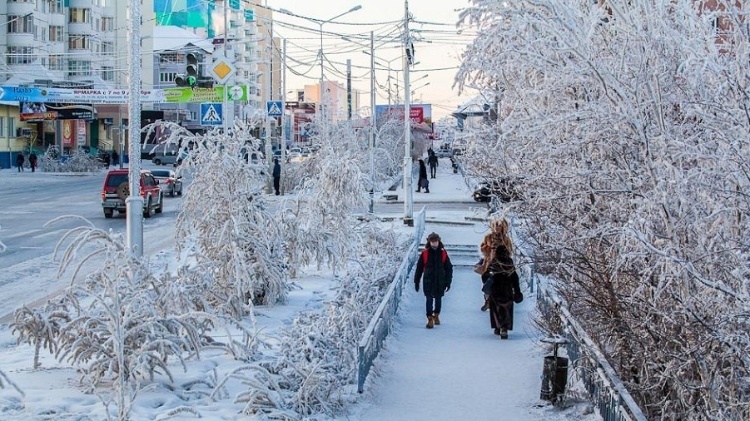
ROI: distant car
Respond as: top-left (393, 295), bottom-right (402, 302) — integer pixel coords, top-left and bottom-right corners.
top-left (473, 178), bottom-right (524, 203)
top-left (152, 148), bottom-right (188, 167)
top-left (150, 169), bottom-right (183, 197)
top-left (101, 169), bottom-right (163, 218)
top-left (288, 151), bottom-right (304, 162)
top-left (436, 147), bottom-right (453, 158)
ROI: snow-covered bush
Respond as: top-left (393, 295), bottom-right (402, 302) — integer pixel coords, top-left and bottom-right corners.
top-left (41, 146), bottom-right (101, 173)
top-left (175, 123), bottom-right (288, 318)
top-left (231, 227), bottom-right (404, 417)
top-left (456, 1), bottom-right (750, 419)
top-left (9, 218), bottom-right (217, 419)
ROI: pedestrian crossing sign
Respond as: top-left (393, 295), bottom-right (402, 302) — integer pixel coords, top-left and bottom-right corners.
top-left (200, 103), bottom-right (222, 126)
top-left (266, 100), bottom-right (283, 117)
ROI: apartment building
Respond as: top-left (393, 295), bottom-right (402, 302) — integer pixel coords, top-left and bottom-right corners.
top-left (0, 0), bottom-right (276, 167)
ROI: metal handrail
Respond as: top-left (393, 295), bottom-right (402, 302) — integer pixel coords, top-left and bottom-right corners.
top-left (357, 206), bottom-right (426, 393)
top-left (537, 284), bottom-right (648, 421)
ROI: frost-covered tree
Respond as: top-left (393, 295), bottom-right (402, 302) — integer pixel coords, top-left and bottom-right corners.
top-left (175, 122), bottom-right (288, 319)
top-left (456, 0), bottom-right (750, 419)
top-left (278, 120), bottom-right (371, 275)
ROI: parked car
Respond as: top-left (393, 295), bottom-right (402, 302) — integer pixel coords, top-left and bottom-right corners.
top-left (150, 169), bottom-right (183, 197)
top-left (473, 177), bottom-right (524, 203)
top-left (152, 148), bottom-right (188, 166)
top-left (101, 169), bottom-right (163, 218)
top-left (436, 146), bottom-right (453, 158)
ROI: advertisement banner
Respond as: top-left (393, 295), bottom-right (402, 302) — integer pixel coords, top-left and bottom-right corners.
top-left (76, 120), bottom-right (86, 145)
top-left (1, 85), bottom-right (247, 104)
top-left (20, 103), bottom-right (94, 121)
top-left (62, 120), bottom-right (73, 147)
top-left (375, 105), bottom-right (428, 124)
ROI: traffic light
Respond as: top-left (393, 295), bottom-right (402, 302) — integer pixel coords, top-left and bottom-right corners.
top-left (175, 52), bottom-right (199, 87)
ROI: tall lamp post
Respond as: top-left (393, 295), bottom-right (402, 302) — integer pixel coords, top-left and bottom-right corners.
top-left (279, 5), bottom-right (362, 120)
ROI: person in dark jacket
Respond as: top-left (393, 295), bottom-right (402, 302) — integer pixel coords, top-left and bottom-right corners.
top-left (272, 158), bottom-right (281, 195)
top-left (414, 232), bottom-right (453, 328)
top-left (482, 244), bottom-right (522, 339)
top-left (16, 153), bottom-right (24, 172)
top-left (28, 152), bottom-right (37, 172)
top-left (427, 151), bottom-right (438, 178)
top-left (415, 159), bottom-right (429, 193)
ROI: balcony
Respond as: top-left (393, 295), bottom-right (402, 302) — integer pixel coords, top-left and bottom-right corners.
top-left (6, 33), bottom-right (35, 48)
top-left (68, 22), bottom-right (94, 36)
top-left (6, 1), bottom-right (34, 16)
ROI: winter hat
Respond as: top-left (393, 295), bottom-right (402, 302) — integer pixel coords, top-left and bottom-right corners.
top-left (427, 232), bottom-right (441, 242)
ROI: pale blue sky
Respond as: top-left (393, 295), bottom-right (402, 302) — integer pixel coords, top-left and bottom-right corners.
top-left (264, 0), bottom-right (477, 120)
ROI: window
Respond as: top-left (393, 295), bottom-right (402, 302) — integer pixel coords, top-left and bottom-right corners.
top-left (49, 55), bottom-right (64, 70)
top-left (49, 0), bottom-right (64, 14)
top-left (101, 66), bottom-right (114, 81)
top-left (49, 26), bottom-right (63, 42)
top-left (7, 47), bottom-right (34, 64)
top-left (69, 8), bottom-right (91, 24)
top-left (0, 117), bottom-right (4, 137)
top-left (159, 72), bottom-right (177, 83)
top-left (68, 60), bottom-right (92, 76)
top-left (68, 35), bottom-right (92, 50)
top-left (7, 15), bottom-right (34, 34)
top-left (8, 118), bottom-right (16, 139)
top-left (101, 42), bottom-right (114, 54)
top-left (40, 27), bottom-right (47, 41)
top-left (101, 17), bottom-right (114, 31)
top-left (159, 52), bottom-right (184, 64)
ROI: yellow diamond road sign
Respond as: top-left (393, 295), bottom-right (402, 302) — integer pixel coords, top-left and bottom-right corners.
top-left (210, 56), bottom-right (236, 84)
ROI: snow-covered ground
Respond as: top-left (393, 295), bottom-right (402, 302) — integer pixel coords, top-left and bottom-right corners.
top-left (0, 159), bottom-right (600, 420)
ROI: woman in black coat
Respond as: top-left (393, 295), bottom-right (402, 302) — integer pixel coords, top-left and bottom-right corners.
top-left (416, 159), bottom-right (429, 193)
top-left (482, 244), bottom-right (522, 339)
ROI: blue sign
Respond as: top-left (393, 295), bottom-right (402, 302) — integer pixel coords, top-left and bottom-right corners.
top-left (200, 103), bottom-right (222, 126)
top-left (266, 100), bottom-right (283, 117)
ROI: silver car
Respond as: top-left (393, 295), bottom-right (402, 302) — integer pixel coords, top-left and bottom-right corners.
top-left (150, 169), bottom-right (183, 197)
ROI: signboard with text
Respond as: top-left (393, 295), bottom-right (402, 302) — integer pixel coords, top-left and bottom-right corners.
top-left (0, 85), bottom-right (247, 104)
top-left (20, 103), bottom-right (94, 121)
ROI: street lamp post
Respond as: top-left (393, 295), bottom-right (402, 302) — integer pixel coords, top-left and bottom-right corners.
top-left (279, 5), bottom-right (362, 120)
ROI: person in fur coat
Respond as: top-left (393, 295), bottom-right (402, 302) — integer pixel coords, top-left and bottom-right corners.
top-left (483, 244), bottom-right (522, 339)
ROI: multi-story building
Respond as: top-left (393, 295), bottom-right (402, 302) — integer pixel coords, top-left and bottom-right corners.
top-left (0, 0), bottom-right (275, 167)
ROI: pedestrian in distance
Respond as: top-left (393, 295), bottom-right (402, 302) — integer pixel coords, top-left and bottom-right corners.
top-left (427, 150), bottom-right (438, 179)
top-left (111, 150), bottom-right (119, 166)
top-left (28, 152), bottom-right (37, 173)
top-left (16, 153), bottom-right (24, 172)
top-left (104, 152), bottom-right (111, 169)
top-left (272, 158), bottom-right (281, 196)
top-left (478, 218), bottom-right (513, 311)
top-left (414, 232), bottom-right (453, 329)
top-left (415, 159), bottom-right (429, 193)
top-left (482, 243), bottom-right (523, 339)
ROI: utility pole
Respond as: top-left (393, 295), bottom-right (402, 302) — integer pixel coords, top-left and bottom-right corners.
top-left (126, 0), bottom-right (144, 256)
top-left (347, 58), bottom-right (352, 120)
top-left (222, 0), bottom-right (229, 132)
top-left (369, 31), bottom-right (376, 214)
top-left (403, 0), bottom-right (413, 226)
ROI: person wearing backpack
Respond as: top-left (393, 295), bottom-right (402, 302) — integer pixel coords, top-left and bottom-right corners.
top-left (414, 232), bottom-right (453, 329)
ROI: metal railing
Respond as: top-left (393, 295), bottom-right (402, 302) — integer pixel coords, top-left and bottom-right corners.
top-left (357, 206), bottom-right (426, 393)
top-left (537, 285), bottom-right (648, 421)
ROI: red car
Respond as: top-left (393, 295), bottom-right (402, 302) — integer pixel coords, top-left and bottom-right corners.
top-left (101, 169), bottom-right (164, 218)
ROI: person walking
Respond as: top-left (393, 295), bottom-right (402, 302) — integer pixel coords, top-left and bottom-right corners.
top-left (272, 158), bottom-right (281, 196)
top-left (28, 152), bottom-right (37, 173)
top-left (427, 151), bottom-right (438, 178)
top-left (415, 159), bottom-right (429, 193)
top-left (414, 232), bottom-right (453, 329)
top-left (478, 218), bottom-right (513, 311)
top-left (111, 150), bottom-right (119, 167)
top-left (483, 243), bottom-right (523, 339)
top-left (16, 152), bottom-right (24, 172)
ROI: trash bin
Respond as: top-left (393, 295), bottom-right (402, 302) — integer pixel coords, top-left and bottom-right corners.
top-left (540, 337), bottom-right (569, 402)
top-left (540, 355), bottom-right (568, 401)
